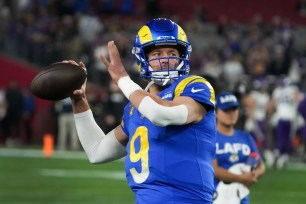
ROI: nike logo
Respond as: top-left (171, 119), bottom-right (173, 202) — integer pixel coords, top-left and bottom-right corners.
top-left (191, 87), bottom-right (204, 93)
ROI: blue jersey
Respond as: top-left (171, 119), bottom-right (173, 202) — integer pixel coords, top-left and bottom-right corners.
top-left (214, 130), bottom-right (261, 188)
top-left (121, 75), bottom-right (216, 204)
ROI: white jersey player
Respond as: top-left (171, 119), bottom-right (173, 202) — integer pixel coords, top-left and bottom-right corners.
top-left (268, 78), bottom-right (302, 169)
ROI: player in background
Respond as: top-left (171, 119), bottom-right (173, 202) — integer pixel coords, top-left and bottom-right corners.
top-left (213, 92), bottom-right (265, 204)
top-left (54, 98), bottom-right (79, 150)
top-left (242, 78), bottom-right (273, 166)
top-left (69, 18), bottom-right (216, 204)
top-left (297, 92), bottom-right (306, 162)
top-left (267, 77), bottom-right (303, 169)
top-left (298, 94), bottom-right (306, 121)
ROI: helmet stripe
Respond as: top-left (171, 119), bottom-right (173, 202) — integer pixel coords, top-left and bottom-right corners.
top-left (138, 25), bottom-right (153, 45)
top-left (177, 25), bottom-right (187, 42)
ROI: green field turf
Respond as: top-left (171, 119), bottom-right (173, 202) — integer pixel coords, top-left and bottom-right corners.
top-left (1, 148), bottom-right (306, 204)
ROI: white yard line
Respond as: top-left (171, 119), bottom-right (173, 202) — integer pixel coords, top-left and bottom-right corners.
top-left (39, 169), bottom-right (126, 180)
top-left (0, 147), bottom-right (125, 162)
top-left (1, 147), bottom-right (306, 171)
top-left (0, 147), bottom-right (87, 159)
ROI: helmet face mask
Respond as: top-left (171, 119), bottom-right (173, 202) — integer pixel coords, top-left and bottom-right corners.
top-left (132, 18), bottom-right (192, 86)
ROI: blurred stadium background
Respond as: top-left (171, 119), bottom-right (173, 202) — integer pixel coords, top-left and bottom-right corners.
top-left (1, 0), bottom-right (306, 203)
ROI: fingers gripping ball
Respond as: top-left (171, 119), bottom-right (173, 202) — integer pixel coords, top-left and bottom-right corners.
top-left (30, 62), bottom-right (87, 100)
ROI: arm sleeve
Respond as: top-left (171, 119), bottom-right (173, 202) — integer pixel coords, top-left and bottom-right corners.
top-left (74, 109), bottom-right (126, 164)
top-left (138, 96), bottom-right (188, 126)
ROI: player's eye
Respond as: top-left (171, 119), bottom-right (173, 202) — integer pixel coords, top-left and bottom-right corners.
top-left (169, 51), bottom-right (179, 57)
top-left (150, 52), bottom-right (161, 58)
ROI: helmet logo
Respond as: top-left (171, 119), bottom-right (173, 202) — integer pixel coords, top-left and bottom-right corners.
top-left (157, 36), bottom-right (175, 40)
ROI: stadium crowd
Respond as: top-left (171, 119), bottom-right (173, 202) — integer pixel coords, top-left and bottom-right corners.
top-left (0, 0), bottom-right (306, 169)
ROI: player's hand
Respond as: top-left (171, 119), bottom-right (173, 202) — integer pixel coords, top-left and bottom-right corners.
top-left (239, 171), bottom-right (258, 187)
top-left (72, 61), bottom-right (87, 97)
top-left (60, 60), bottom-right (89, 113)
top-left (61, 60), bottom-right (87, 100)
top-left (251, 169), bottom-right (261, 180)
top-left (99, 41), bottom-right (129, 84)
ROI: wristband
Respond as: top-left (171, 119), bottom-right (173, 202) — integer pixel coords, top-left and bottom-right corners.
top-left (118, 76), bottom-right (142, 99)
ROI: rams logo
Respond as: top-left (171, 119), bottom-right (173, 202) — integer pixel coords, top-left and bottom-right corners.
top-left (229, 154), bottom-right (239, 162)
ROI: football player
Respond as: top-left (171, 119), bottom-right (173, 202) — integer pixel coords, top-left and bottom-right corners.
top-left (213, 92), bottom-right (265, 204)
top-left (267, 77), bottom-right (303, 169)
top-left (298, 94), bottom-right (306, 162)
top-left (69, 18), bottom-right (216, 203)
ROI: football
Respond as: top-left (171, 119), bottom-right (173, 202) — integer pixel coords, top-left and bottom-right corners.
top-left (30, 62), bottom-right (87, 100)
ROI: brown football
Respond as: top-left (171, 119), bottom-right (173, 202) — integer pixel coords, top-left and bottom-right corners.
top-left (30, 62), bottom-right (87, 100)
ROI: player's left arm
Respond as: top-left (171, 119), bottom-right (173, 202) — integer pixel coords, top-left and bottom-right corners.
top-left (134, 93), bottom-right (206, 125)
top-left (125, 77), bottom-right (214, 126)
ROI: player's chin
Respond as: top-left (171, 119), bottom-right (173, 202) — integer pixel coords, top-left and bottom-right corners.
top-left (228, 122), bottom-right (236, 127)
top-left (223, 122), bottom-right (235, 128)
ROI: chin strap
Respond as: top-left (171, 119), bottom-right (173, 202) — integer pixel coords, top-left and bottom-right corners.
top-left (145, 80), bottom-right (155, 92)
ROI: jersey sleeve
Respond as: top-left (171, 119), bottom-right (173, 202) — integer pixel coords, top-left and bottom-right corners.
top-left (246, 132), bottom-right (262, 161)
top-left (120, 102), bottom-right (132, 136)
top-left (174, 75), bottom-right (216, 109)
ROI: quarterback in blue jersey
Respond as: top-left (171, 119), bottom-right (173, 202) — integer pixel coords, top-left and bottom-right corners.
top-left (69, 18), bottom-right (216, 203)
top-left (213, 92), bottom-right (265, 204)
